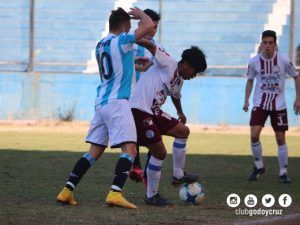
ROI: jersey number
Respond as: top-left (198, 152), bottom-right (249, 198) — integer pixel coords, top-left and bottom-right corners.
top-left (98, 52), bottom-right (113, 80)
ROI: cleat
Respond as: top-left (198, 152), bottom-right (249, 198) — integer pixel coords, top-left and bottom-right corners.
top-left (145, 193), bottom-right (173, 206)
top-left (56, 187), bottom-right (77, 205)
top-left (172, 172), bottom-right (199, 187)
top-left (248, 167), bottom-right (265, 181)
top-left (279, 174), bottom-right (291, 183)
top-left (129, 167), bottom-right (144, 183)
top-left (105, 190), bottom-right (137, 209)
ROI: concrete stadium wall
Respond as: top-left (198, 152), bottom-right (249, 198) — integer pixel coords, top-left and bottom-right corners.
top-left (0, 72), bottom-right (299, 126)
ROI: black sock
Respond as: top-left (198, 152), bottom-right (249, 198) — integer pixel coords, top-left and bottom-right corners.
top-left (65, 157), bottom-right (92, 191)
top-left (143, 151), bottom-right (152, 179)
top-left (133, 146), bottom-right (142, 169)
top-left (111, 157), bottom-right (132, 191)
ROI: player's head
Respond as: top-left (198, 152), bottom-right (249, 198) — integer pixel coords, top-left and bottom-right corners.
top-left (179, 46), bottom-right (207, 80)
top-left (140, 9), bottom-right (160, 39)
top-left (109, 7), bottom-right (131, 33)
top-left (261, 30), bottom-right (277, 57)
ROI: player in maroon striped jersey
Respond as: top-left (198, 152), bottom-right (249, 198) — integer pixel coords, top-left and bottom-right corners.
top-left (243, 30), bottom-right (300, 183)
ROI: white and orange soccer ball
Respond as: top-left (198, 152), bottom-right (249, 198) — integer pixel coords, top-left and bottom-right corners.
top-left (179, 182), bottom-right (205, 205)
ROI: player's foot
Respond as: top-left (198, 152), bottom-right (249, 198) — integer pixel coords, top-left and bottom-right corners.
top-left (248, 167), bottom-right (265, 181)
top-left (171, 172), bottom-right (199, 187)
top-left (105, 190), bottom-right (137, 209)
top-left (144, 193), bottom-right (173, 206)
top-left (279, 173), bottom-right (291, 183)
top-left (129, 166), bottom-right (143, 183)
top-left (56, 187), bottom-right (77, 205)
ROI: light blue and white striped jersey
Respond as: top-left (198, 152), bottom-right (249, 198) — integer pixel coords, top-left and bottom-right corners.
top-left (95, 33), bottom-right (136, 109)
top-left (134, 39), bottom-right (158, 82)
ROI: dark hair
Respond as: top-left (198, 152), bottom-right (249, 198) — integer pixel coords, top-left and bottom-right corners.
top-left (144, 9), bottom-right (160, 22)
top-left (181, 46), bottom-right (207, 73)
top-left (262, 30), bottom-right (277, 43)
top-left (109, 7), bottom-right (131, 31)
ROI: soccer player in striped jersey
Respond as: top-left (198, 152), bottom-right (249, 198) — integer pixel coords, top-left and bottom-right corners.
top-left (130, 42), bottom-right (207, 206)
top-left (243, 30), bottom-right (300, 183)
top-left (56, 7), bottom-right (154, 209)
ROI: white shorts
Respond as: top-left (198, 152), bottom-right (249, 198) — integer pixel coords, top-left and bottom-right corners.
top-left (85, 99), bottom-right (137, 147)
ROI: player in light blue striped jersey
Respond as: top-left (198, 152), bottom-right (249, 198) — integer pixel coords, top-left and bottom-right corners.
top-left (57, 7), bottom-right (154, 209)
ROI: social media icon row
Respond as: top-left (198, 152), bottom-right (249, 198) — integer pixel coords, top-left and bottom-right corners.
top-left (227, 193), bottom-right (292, 208)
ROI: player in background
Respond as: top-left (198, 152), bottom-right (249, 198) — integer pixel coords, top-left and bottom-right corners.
top-left (130, 41), bottom-right (207, 205)
top-left (243, 30), bottom-right (300, 183)
top-left (56, 7), bottom-right (154, 209)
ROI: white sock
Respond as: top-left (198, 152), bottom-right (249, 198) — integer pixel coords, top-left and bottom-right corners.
top-left (146, 156), bottom-right (163, 198)
top-left (172, 138), bottom-right (187, 179)
top-left (278, 144), bottom-right (288, 176)
top-left (251, 141), bottom-right (264, 169)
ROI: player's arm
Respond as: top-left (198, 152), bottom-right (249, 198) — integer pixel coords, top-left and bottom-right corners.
top-left (129, 7), bottom-right (154, 41)
top-left (243, 79), bottom-right (254, 112)
top-left (171, 96), bottom-right (186, 124)
top-left (243, 62), bottom-right (256, 112)
top-left (293, 75), bottom-right (300, 115)
top-left (136, 38), bottom-right (156, 56)
top-left (135, 56), bottom-right (153, 72)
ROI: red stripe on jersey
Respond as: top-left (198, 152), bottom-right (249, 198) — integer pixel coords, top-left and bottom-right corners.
top-left (271, 93), bottom-right (277, 111)
top-left (260, 92), bottom-right (266, 108)
top-left (274, 53), bottom-right (277, 66)
top-left (260, 57), bottom-right (265, 74)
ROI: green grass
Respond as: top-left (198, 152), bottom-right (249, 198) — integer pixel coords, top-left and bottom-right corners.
top-left (0, 129), bottom-right (300, 225)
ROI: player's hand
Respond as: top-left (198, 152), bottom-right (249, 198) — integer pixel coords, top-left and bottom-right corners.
top-left (128, 7), bottom-right (143, 20)
top-left (135, 57), bottom-right (153, 72)
top-left (178, 113), bottom-right (187, 124)
top-left (294, 99), bottom-right (300, 115)
top-left (243, 101), bottom-right (249, 112)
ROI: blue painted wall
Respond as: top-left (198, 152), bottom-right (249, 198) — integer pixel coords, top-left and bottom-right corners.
top-left (1, 72), bottom-right (299, 126)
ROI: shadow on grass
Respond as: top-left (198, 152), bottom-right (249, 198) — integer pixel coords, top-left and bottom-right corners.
top-left (0, 149), bottom-right (299, 225)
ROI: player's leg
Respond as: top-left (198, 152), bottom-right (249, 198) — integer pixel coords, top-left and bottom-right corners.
top-left (248, 107), bottom-right (268, 181)
top-left (271, 109), bottom-right (290, 183)
top-left (106, 142), bottom-right (138, 209)
top-left (129, 146), bottom-right (144, 182)
top-left (131, 108), bottom-right (172, 206)
top-left (105, 100), bottom-right (138, 209)
top-left (145, 141), bottom-right (172, 206)
top-left (57, 110), bottom-right (108, 205)
top-left (158, 112), bottom-right (198, 186)
top-left (56, 144), bottom-right (106, 205)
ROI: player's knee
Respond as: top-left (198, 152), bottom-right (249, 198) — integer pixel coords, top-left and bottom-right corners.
top-left (275, 133), bottom-right (286, 146)
top-left (251, 136), bottom-right (260, 143)
top-left (178, 125), bottom-right (190, 139)
top-left (152, 149), bottom-right (166, 160)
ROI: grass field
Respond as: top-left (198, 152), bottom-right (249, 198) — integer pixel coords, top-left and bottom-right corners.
top-left (0, 123), bottom-right (300, 225)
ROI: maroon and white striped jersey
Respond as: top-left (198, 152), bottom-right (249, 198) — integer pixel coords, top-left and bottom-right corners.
top-left (247, 52), bottom-right (298, 111)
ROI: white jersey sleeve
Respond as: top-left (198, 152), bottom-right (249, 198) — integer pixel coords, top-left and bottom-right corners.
top-left (282, 56), bottom-right (298, 77)
top-left (154, 46), bottom-right (175, 67)
top-left (247, 58), bottom-right (256, 79)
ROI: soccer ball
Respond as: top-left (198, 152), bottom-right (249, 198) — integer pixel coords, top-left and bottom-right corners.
top-left (179, 182), bottom-right (205, 205)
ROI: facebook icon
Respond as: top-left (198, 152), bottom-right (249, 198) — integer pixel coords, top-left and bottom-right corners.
top-left (278, 194), bottom-right (292, 207)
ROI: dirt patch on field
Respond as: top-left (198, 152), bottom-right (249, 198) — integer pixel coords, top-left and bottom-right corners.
top-left (0, 120), bottom-right (300, 136)
top-left (233, 214), bottom-right (300, 225)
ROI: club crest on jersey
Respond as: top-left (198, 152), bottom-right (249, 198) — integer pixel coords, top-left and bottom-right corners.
top-left (143, 118), bottom-right (154, 126)
top-left (145, 130), bottom-right (155, 139)
top-left (273, 65), bottom-right (280, 74)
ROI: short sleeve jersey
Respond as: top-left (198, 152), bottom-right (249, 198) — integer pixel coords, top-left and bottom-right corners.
top-left (95, 33), bottom-right (136, 109)
top-left (130, 46), bottom-right (184, 115)
top-left (247, 52), bottom-right (298, 111)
